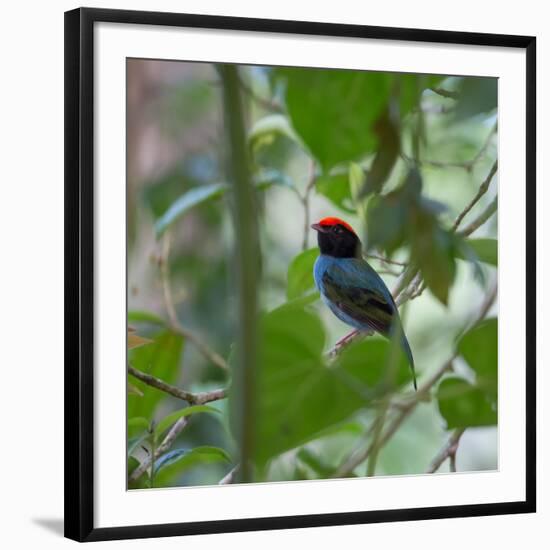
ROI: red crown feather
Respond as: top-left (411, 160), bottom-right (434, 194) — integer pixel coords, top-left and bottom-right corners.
top-left (317, 217), bottom-right (356, 235)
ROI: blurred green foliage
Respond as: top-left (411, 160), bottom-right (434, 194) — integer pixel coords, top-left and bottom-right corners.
top-left (126, 60), bottom-right (498, 489)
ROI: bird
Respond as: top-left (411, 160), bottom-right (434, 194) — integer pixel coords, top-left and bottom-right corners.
top-left (311, 216), bottom-right (417, 390)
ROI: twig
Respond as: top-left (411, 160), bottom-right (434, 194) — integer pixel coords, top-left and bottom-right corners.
top-left (452, 160), bottom-right (498, 231)
top-left (130, 416), bottom-right (190, 482)
top-left (333, 281), bottom-right (497, 478)
top-left (365, 254), bottom-right (408, 267)
top-left (301, 161), bottom-right (317, 251)
top-left (458, 195), bottom-right (497, 237)
top-left (219, 464), bottom-right (240, 485)
top-left (409, 122), bottom-right (497, 173)
top-left (159, 233), bottom-right (229, 371)
top-left (333, 356), bottom-right (454, 478)
top-left (426, 428), bottom-right (466, 473)
top-left (238, 74), bottom-right (283, 113)
top-left (430, 87), bottom-right (459, 100)
top-left (128, 365), bottom-right (227, 405)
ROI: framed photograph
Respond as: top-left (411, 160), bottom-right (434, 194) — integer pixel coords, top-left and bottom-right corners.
top-left (65, 7), bottom-right (536, 542)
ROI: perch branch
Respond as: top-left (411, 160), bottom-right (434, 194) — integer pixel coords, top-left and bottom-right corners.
top-left (159, 232), bottom-right (229, 371)
top-left (333, 281), bottom-right (497, 478)
top-left (426, 428), bottom-right (466, 473)
top-left (128, 365), bottom-right (227, 405)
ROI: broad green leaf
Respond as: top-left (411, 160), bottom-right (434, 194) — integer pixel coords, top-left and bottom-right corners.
top-left (360, 113), bottom-right (400, 197)
top-left (154, 405), bottom-right (221, 441)
top-left (315, 173), bottom-right (354, 213)
top-left (279, 68), bottom-right (391, 171)
top-left (127, 310), bottom-right (167, 326)
top-left (458, 318), bottom-right (498, 400)
top-left (275, 291), bottom-right (320, 313)
top-left (155, 182), bottom-right (228, 238)
top-left (286, 248), bottom-right (319, 300)
top-left (128, 330), bottom-right (184, 420)
top-left (128, 417), bottom-right (150, 431)
top-left (455, 77), bottom-right (497, 121)
top-left (413, 217), bottom-right (457, 305)
top-left (460, 238), bottom-right (498, 267)
top-left (242, 306), bottom-right (412, 467)
top-left (437, 377), bottom-right (497, 429)
top-left (366, 167), bottom-right (424, 254)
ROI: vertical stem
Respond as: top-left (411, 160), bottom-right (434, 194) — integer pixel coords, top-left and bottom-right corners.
top-left (219, 64), bottom-right (259, 483)
top-left (149, 427), bottom-right (156, 488)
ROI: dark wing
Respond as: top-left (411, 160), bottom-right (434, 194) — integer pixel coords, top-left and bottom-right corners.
top-left (321, 269), bottom-right (396, 336)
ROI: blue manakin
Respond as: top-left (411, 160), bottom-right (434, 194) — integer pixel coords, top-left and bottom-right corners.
top-left (312, 217), bottom-right (417, 390)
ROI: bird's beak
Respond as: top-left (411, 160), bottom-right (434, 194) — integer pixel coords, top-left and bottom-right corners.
top-left (311, 223), bottom-right (327, 233)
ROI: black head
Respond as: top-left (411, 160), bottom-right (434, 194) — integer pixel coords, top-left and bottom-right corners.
top-left (311, 217), bottom-right (361, 258)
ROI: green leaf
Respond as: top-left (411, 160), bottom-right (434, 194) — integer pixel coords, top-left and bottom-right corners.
top-left (437, 377), bottom-right (497, 429)
top-left (242, 306), bottom-right (411, 467)
top-left (413, 216), bottom-right (457, 305)
top-left (366, 168), bottom-right (421, 253)
top-left (455, 77), bottom-right (497, 120)
top-left (128, 310), bottom-right (167, 326)
top-left (128, 417), bottom-right (150, 431)
top-left (360, 113), bottom-right (400, 197)
top-left (128, 330), bottom-right (185, 420)
top-left (458, 318), bottom-right (498, 399)
top-left (315, 173), bottom-right (354, 213)
top-left (154, 405), bottom-right (221, 440)
top-left (279, 68), bottom-right (391, 171)
top-left (460, 238), bottom-right (497, 267)
top-left (154, 182), bottom-right (228, 238)
top-left (286, 248), bottom-right (319, 300)
top-left (153, 446), bottom-right (231, 486)
top-left (249, 113), bottom-right (301, 147)
top-left (297, 448), bottom-right (333, 477)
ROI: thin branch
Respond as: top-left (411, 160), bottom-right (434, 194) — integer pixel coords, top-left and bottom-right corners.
top-left (430, 87), bottom-right (459, 100)
top-left (128, 365), bottom-right (227, 405)
top-left (219, 464), bottom-right (240, 485)
top-left (365, 254), bottom-right (408, 267)
top-left (301, 161), bottom-right (317, 251)
top-left (452, 160), bottom-right (498, 231)
top-left (238, 74), bottom-right (283, 113)
top-left (130, 416), bottom-right (190, 482)
top-left (409, 122), bottom-right (497, 173)
top-left (159, 233), bottom-right (229, 371)
top-left (333, 281), bottom-right (497, 478)
top-left (426, 428), bottom-right (466, 474)
top-left (333, 356), bottom-right (454, 478)
top-left (458, 195), bottom-right (497, 237)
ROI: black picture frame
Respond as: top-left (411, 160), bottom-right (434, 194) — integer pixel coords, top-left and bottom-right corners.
top-left (65, 7), bottom-right (537, 542)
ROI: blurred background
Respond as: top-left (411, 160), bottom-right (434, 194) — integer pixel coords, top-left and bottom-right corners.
top-left (127, 59), bottom-right (498, 489)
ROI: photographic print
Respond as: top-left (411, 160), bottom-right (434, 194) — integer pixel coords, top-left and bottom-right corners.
top-left (126, 60), bottom-right (498, 489)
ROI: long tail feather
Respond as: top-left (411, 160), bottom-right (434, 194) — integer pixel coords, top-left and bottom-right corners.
top-left (400, 334), bottom-right (417, 391)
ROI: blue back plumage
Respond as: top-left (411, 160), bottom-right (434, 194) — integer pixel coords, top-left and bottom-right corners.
top-left (314, 253), bottom-right (417, 390)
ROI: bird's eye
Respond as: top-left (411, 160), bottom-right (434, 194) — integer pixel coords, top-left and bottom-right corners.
top-left (332, 225), bottom-right (343, 234)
